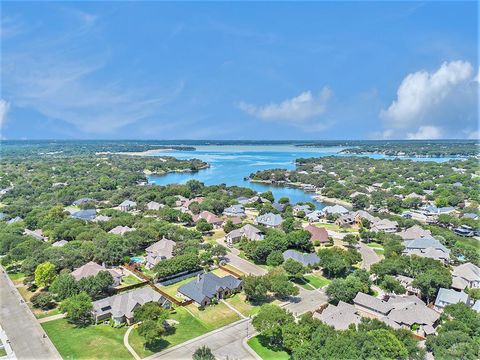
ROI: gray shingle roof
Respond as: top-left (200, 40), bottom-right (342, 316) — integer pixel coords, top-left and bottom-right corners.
top-left (178, 273), bottom-right (241, 304)
top-left (255, 213), bottom-right (283, 227)
top-left (70, 209), bottom-right (97, 221)
top-left (434, 288), bottom-right (469, 308)
top-left (282, 249), bottom-right (320, 267)
top-left (353, 292), bottom-right (392, 315)
top-left (404, 237), bottom-right (450, 254)
top-left (314, 301), bottom-right (361, 330)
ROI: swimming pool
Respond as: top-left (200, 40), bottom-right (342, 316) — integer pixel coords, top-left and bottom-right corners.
top-left (130, 256), bottom-right (145, 263)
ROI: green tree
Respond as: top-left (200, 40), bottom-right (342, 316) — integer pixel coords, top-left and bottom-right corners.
top-left (252, 304), bottom-right (294, 348)
top-left (343, 234), bottom-right (359, 248)
top-left (192, 346), bottom-right (216, 360)
top-left (413, 267), bottom-right (452, 303)
top-left (242, 275), bottom-right (269, 303)
top-left (34, 261), bottom-right (57, 288)
top-left (50, 273), bottom-right (79, 300)
top-left (196, 219), bottom-right (213, 233)
top-left (282, 259), bottom-right (306, 279)
top-left (266, 250), bottom-right (284, 267)
top-left (31, 292), bottom-right (56, 310)
top-left (138, 319), bottom-right (166, 346)
top-left (59, 292), bottom-right (93, 326)
top-left (380, 275), bottom-right (406, 294)
top-left (134, 302), bottom-right (169, 323)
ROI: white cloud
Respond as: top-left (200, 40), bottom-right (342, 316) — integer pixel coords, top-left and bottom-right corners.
top-left (406, 125), bottom-right (443, 140)
top-left (238, 87), bottom-right (332, 123)
top-left (380, 60), bottom-right (478, 138)
top-left (0, 100), bottom-right (10, 129)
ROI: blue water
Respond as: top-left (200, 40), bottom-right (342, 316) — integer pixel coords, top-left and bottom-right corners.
top-left (130, 256), bottom-right (145, 263)
top-left (147, 145), bottom-right (457, 209)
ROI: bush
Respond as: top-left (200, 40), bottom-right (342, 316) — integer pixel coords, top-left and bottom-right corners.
top-left (31, 292), bottom-right (56, 310)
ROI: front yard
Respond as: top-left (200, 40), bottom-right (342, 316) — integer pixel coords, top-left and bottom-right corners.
top-left (185, 301), bottom-right (241, 329)
top-left (224, 293), bottom-right (282, 317)
top-left (129, 307), bottom-right (211, 358)
top-left (301, 274), bottom-right (331, 289)
top-left (42, 319), bottom-right (131, 360)
top-left (247, 335), bottom-right (290, 360)
top-left (315, 223), bottom-right (358, 233)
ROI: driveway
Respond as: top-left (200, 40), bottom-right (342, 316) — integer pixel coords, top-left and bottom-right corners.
top-left (217, 238), bottom-right (266, 276)
top-left (145, 318), bottom-right (258, 360)
top-left (0, 267), bottom-right (62, 360)
top-left (357, 242), bottom-right (381, 270)
top-left (284, 286), bottom-right (328, 316)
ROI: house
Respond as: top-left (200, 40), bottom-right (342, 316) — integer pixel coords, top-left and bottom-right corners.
top-left (398, 225), bottom-right (432, 240)
top-left (282, 249), bottom-right (320, 267)
top-left (293, 205), bottom-right (313, 216)
top-left (454, 225), bottom-right (475, 237)
top-left (23, 229), bottom-right (47, 241)
top-left (421, 205), bottom-right (455, 216)
top-left (335, 213), bottom-right (355, 227)
top-left (227, 217), bottom-right (243, 225)
top-left (183, 197), bottom-right (205, 209)
top-left (92, 286), bottom-right (171, 324)
top-left (71, 261), bottom-right (123, 286)
top-left (178, 273), bottom-right (242, 307)
top-left (403, 237), bottom-right (450, 263)
top-left (52, 240), bottom-right (68, 247)
top-left (119, 200), bottom-right (137, 212)
top-left (6, 216), bottom-right (23, 224)
top-left (146, 201), bottom-right (164, 211)
top-left (108, 226), bottom-right (135, 236)
top-left (192, 211), bottom-right (224, 228)
top-left (306, 210), bottom-right (323, 223)
top-left (70, 209), bottom-right (97, 221)
top-left (223, 205), bottom-right (246, 217)
top-left (225, 224), bottom-right (264, 245)
top-left (94, 215), bottom-right (111, 222)
top-left (236, 196), bottom-right (250, 205)
top-left (322, 205), bottom-right (349, 216)
top-left (370, 218), bottom-right (398, 233)
top-left (462, 213), bottom-right (479, 220)
top-left (72, 198), bottom-right (95, 206)
top-left (0, 212), bottom-right (5, 221)
top-left (353, 210), bottom-right (380, 226)
top-left (145, 238), bottom-right (176, 269)
top-left (314, 301), bottom-right (362, 330)
top-left (255, 213), bottom-right (283, 228)
top-left (395, 275), bottom-right (421, 296)
top-left (353, 292), bottom-right (392, 316)
top-left (452, 263), bottom-right (480, 290)
top-left (272, 202), bottom-right (286, 212)
top-left (434, 288), bottom-right (469, 312)
top-left (304, 224), bottom-right (329, 244)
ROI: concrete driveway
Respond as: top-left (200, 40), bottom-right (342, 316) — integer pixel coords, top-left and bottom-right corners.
top-left (0, 267), bottom-right (62, 360)
top-left (357, 242), bottom-right (381, 270)
top-left (217, 238), bottom-right (267, 276)
top-left (284, 286), bottom-right (328, 316)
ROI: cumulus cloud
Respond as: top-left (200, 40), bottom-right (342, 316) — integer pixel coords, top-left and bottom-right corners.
top-left (0, 99), bottom-right (10, 129)
top-left (238, 87), bottom-right (332, 123)
top-left (380, 60), bottom-right (478, 138)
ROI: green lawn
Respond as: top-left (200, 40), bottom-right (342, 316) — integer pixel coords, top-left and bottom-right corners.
top-left (225, 293), bottom-right (281, 317)
top-left (302, 274), bottom-right (331, 289)
top-left (129, 307), bottom-right (210, 358)
top-left (0, 347), bottom-right (7, 357)
top-left (204, 229), bottom-right (225, 244)
top-left (185, 301), bottom-right (241, 329)
top-left (159, 276), bottom-right (196, 300)
top-left (42, 319), bottom-right (131, 360)
top-left (315, 223), bottom-right (357, 233)
top-left (247, 336), bottom-right (290, 360)
top-left (117, 275), bottom-right (143, 288)
top-left (8, 271), bottom-right (25, 282)
top-left (34, 307), bottom-right (62, 319)
top-left (366, 242), bottom-right (384, 248)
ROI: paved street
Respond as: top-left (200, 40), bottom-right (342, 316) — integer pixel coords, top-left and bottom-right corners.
top-left (146, 318), bottom-right (259, 360)
top-left (357, 242), bottom-right (381, 270)
top-left (0, 268), bottom-right (61, 360)
top-left (218, 238), bottom-right (267, 276)
top-left (284, 286), bottom-right (328, 316)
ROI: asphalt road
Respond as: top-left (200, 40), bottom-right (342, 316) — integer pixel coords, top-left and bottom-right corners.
top-left (0, 268), bottom-right (62, 360)
top-left (218, 238), bottom-right (267, 276)
top-left (146, 318), bottom-right (259, 360)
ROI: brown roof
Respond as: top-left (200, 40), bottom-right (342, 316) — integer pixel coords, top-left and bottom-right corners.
top-left (304, 224), bottom-right (329, 243)
top-left (71, 261), bottom-right (121, 281)
top-left (193, 211), bottom-right (223, 225)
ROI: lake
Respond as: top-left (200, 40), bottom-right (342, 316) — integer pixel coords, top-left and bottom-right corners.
top-left (147, 145), bottom-right (456, 209)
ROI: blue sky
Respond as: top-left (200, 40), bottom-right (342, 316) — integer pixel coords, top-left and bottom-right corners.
top-left (1, 1), bottom-right (478, 140)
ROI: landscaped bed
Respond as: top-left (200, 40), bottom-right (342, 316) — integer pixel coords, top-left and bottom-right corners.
top-left (247, 335), bottom-right (290, 360)
top-left (129, 307), bottom-right (210, 358)
top-left (42, 318), bottom-right (131, 360)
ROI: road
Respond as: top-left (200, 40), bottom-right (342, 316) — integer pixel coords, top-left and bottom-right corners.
top-left (284, 286), bottom-right (328, 316)
top-left (0, 267), bottom-right (62, 360)
top-left (218, 238), bottom-right (267, 276)
top-left (357, 242), bottom-right (381, 270)
top-left (145, 318), bottom-right (259, 360)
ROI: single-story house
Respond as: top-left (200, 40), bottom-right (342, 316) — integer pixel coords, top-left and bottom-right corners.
top-left (272, 202), bottom-right (286, 212)
top-left (353, 210), bottom-right (380, 226)
top-left (6, 216), bottom-right (23, 224)
top-left (421, 205), bottom-right (455, 216)
top-left (304, 224), bottom-right (329, 244)
top-left (462, 213), bottom-right (479, 220)
top-left (223, 205), bottom-right (246, 217)
top-left (370, 219), bottom-right (398, 233)
top-left (145, 238), bottom-right (176, 269)
top-left (293, 205), bottom-right (313, 216)
top-left (434, 288), bottom-right (469, 312)
top-left (72, 198), bottom-right (95, 206)
top-left (403, 237), bottom-right (450, 263)
top-left (70, 209), bottom-right (97, 221)
top-left (454, 225), bottom-right (475, 237)
top-left (314, 301), bottom-right (361, 330)
top-left (118, 200), bottom-right (137, 212)
top-left (255, 212), bottom-right (283, 228)
top-left (395, 275), bottom-right (421, 296)
top-left (322, 205), bottom-right (349, 216)
top-left (225, 224), bottom-right (264, 245)
top-left (306, 210), bottom-right (323, 223)
top-left (52, 240), bottom-right (68, 247)
top-left (92, 286), bottom-right (171, 324)
top-left (146, 201), bottom-right (164, 211)
top-left (23, 229), bottom-right (48, 241)
top-left (94, 215), bottom-right (111, 222)
top-left (353, 292), bottom-right (392, 316)
top-left (108, 226), bottom-right (135, 236)
top-left (452, 263), bottom-right (480, 290)
top-left (282, 249), bottom-right (320, 267)
top-left (178, 273), bottom-right (242, 307)
top-left (71, 261), bottom-right (123, 286)
top-left (398, 225), bottom-right (431, 240)
top-left (192, 211), bottom-right (224, 228)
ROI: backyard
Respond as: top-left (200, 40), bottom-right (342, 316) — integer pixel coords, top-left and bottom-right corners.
top-left (247, 335), bottom-right (290, 360)
top-left (42, 319), bottom-right (130, 360)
